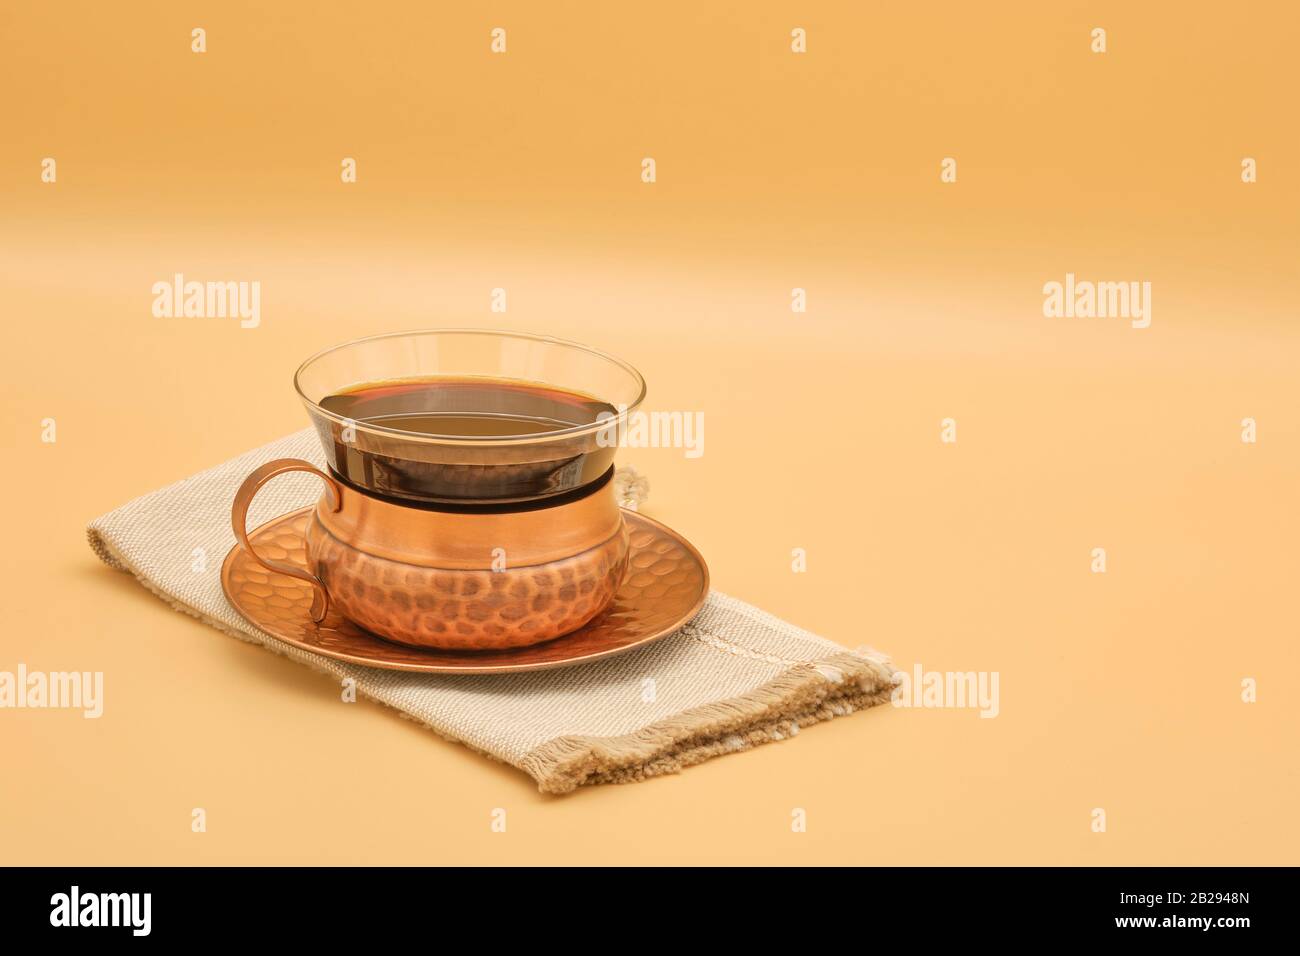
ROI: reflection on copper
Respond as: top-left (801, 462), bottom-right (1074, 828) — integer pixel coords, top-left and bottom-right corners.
top-left (222, 508), bottom-right (708, 674)
top-left (232, 458), bottom-right (641, 649)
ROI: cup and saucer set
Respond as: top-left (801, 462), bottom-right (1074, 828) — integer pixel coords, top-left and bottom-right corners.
top-left (222, 330), bottom-right (708, 674)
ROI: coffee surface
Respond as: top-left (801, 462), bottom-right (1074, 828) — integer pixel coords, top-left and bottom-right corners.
top-left (314, 377), bottom-right (618, 505)
top-left (319, 377), bottom-right (614, 438)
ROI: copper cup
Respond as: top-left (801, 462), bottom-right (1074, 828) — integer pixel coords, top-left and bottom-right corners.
top-left (230, 330), bottom-right (646, 651)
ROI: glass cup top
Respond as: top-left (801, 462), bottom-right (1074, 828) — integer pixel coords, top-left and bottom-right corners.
top-left (294, 329), bottom-right (646, 506)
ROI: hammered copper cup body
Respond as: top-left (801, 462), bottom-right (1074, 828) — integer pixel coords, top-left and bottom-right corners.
top-left (233, 460), bottom-right (631, 650)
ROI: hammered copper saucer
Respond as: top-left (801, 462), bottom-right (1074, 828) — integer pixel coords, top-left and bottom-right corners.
top-left (221, 507), bottom-right (708, 673)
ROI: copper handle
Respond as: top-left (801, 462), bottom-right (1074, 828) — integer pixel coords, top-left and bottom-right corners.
top-left (231, 458), bottom-right (341, 623)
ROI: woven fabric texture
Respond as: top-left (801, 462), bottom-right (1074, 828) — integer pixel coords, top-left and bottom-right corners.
top-left (86, 430), bottom-right (896, 792)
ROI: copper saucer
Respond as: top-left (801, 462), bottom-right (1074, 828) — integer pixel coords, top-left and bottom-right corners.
top-left (220, 507), bottom-right (709, 674)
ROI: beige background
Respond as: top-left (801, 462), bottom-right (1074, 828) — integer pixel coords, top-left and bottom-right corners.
top-left (1, 2), bottom-right (1297, 864)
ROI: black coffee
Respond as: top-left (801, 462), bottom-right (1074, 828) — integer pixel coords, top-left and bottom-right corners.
top-left (319, 377), bottom-right (613, 437)
top-left (315, 377), bottom-right (618, 505)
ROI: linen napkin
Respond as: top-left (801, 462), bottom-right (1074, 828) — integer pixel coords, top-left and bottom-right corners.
top-left (86, 429), bottom-right (896, 793)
